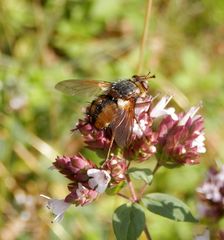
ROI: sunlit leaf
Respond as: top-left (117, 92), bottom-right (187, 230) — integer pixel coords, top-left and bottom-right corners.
top-left (128, 168), bottom-right (153, 184)
top-left (142, 193), bottom-right (198, 222)
top-left (113, 203), bottom-right (145, 240)
top-left (106, 181), bottom-right (126, 195)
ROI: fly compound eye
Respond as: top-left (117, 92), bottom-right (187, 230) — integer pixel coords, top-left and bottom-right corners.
top-left (132, 75), bottom-right (140, 82)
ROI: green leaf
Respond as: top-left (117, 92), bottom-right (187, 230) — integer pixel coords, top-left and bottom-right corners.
top-left (113, 203), bottom-right (145, 240)
top-left (142, 193), bottom-right (198, 223)
top-left (106, 181), bottom-right (126, 195)
top-left (128, 168), bottom-right (153, 184)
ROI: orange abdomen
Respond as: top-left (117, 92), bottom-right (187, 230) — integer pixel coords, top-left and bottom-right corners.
top-left (88, 95), bottom-right (118, 129)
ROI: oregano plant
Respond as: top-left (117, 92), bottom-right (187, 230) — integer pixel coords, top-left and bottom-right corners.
top-left (41, 92), bottom-right (205, 239)
top-left (41, 1), bottom-right (206, 239)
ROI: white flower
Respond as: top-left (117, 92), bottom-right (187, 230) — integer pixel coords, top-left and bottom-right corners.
top-left (76, 183), bottom-right (88, 198)
top-left (197, 183), bottom-right (221, 202)
top-left (192, 132), bottom-right (206, 153)
top-left (40, 195), bottom-right (71, 223)
top-left (149, 145), bottom-right (157, 153)
top-left (87, 169), bottom-right (111, 193)
top-left (132, 119), bottom-right (148, 137)
top-left (150, 96), bottom-right (178, 120)
top-left (195, 229), bottom-right (210, 240)
top-left (179, 105), bottom-right (201, 126)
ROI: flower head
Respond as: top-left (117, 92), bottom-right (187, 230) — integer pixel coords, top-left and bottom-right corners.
top-left (123, 96), bottom-right (178, 161)
top-left (197, 166), bottom-right (224, 220)
top-left (156, 105), bottom-right (206, 167)
top-left (51, 155), bottom-right (111, 207)
top-left (104, 155), bottom-right (127, 184)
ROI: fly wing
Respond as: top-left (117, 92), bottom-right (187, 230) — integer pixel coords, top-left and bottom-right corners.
top-left (110, 100), bottom-right (135, 147)
top-left (55, 79), bottom-right (111, 97)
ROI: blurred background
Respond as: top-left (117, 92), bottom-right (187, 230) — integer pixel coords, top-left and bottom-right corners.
top-left (0, 0), bottom-right (224, 239)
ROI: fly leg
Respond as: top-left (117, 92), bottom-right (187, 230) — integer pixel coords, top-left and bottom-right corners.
top-left (102, 132), bottom-right (115, 167)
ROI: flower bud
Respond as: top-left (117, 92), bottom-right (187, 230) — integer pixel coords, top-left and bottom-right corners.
top-left (53, 154), bottom-right (96, 181)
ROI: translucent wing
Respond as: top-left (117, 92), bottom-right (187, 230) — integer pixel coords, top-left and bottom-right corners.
top-left (110, 100), bottom-right (135, 147)
top-left (55, 79), bottom-right (111, 97)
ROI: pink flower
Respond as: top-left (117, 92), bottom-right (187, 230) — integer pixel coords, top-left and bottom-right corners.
top-left (65, 169), bottom-right (111, 205)
top-left (123, 96), bottom-right (157, 161)
top-left (104, 155), bottom-right (127, 184)
top-left (156, 105), bottom-right (206, 167)
top-left (65, 182), bottom-right (98, 206)
top-left (74, 118), bottom-right (111, 150)
top-left (51, 155), bottom-right (112, 207)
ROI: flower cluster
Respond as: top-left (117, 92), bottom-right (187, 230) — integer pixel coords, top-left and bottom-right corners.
top-left (197, 166), bottom-right (224, 220)
top-left (41, 154), bottom-right (111, 222)
top-left (42, 92), bottom-right (206, 222)
top-left (156, 105), bottom-right (206, 167)
top-left (42, 154), bottom-right (126, 222)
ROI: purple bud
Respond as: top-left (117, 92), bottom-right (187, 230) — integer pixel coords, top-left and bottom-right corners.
top-left (53, 154), bottom-right (96, 181)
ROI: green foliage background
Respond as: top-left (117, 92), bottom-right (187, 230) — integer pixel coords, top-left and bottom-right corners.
top-left (0, 0), bottom-right (224, 239)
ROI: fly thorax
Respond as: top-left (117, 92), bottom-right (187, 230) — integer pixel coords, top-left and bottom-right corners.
top-left (110, 80), bottom-right (138, 99)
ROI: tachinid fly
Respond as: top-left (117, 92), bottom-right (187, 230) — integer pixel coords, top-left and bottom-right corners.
top-left (55, 73), bottom-right (155, 157)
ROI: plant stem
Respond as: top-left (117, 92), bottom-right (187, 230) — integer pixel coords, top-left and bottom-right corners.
top-left (134, 3), bottom-right (154, 239)
top-left (126, 174), bottom-right (152, 239)
top-left (144, 225), bottom-right (152, 240)
top-left (138, 162), bottom-right (161, 199)
top-left (126, 174), bottom-right (138, 202)
top-left (137, 0), bottom-right (153, 74)
top-left (152, 161), bottom-right (161, 175)
top-left (117, 193), bottom-right (130, 200)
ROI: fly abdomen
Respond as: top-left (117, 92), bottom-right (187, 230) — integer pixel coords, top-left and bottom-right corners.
top-left (88, 95), bottom-right (118, 129)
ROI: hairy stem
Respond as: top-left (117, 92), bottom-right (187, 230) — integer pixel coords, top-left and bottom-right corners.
top-left (137, 0), bottom-right (153, 74)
